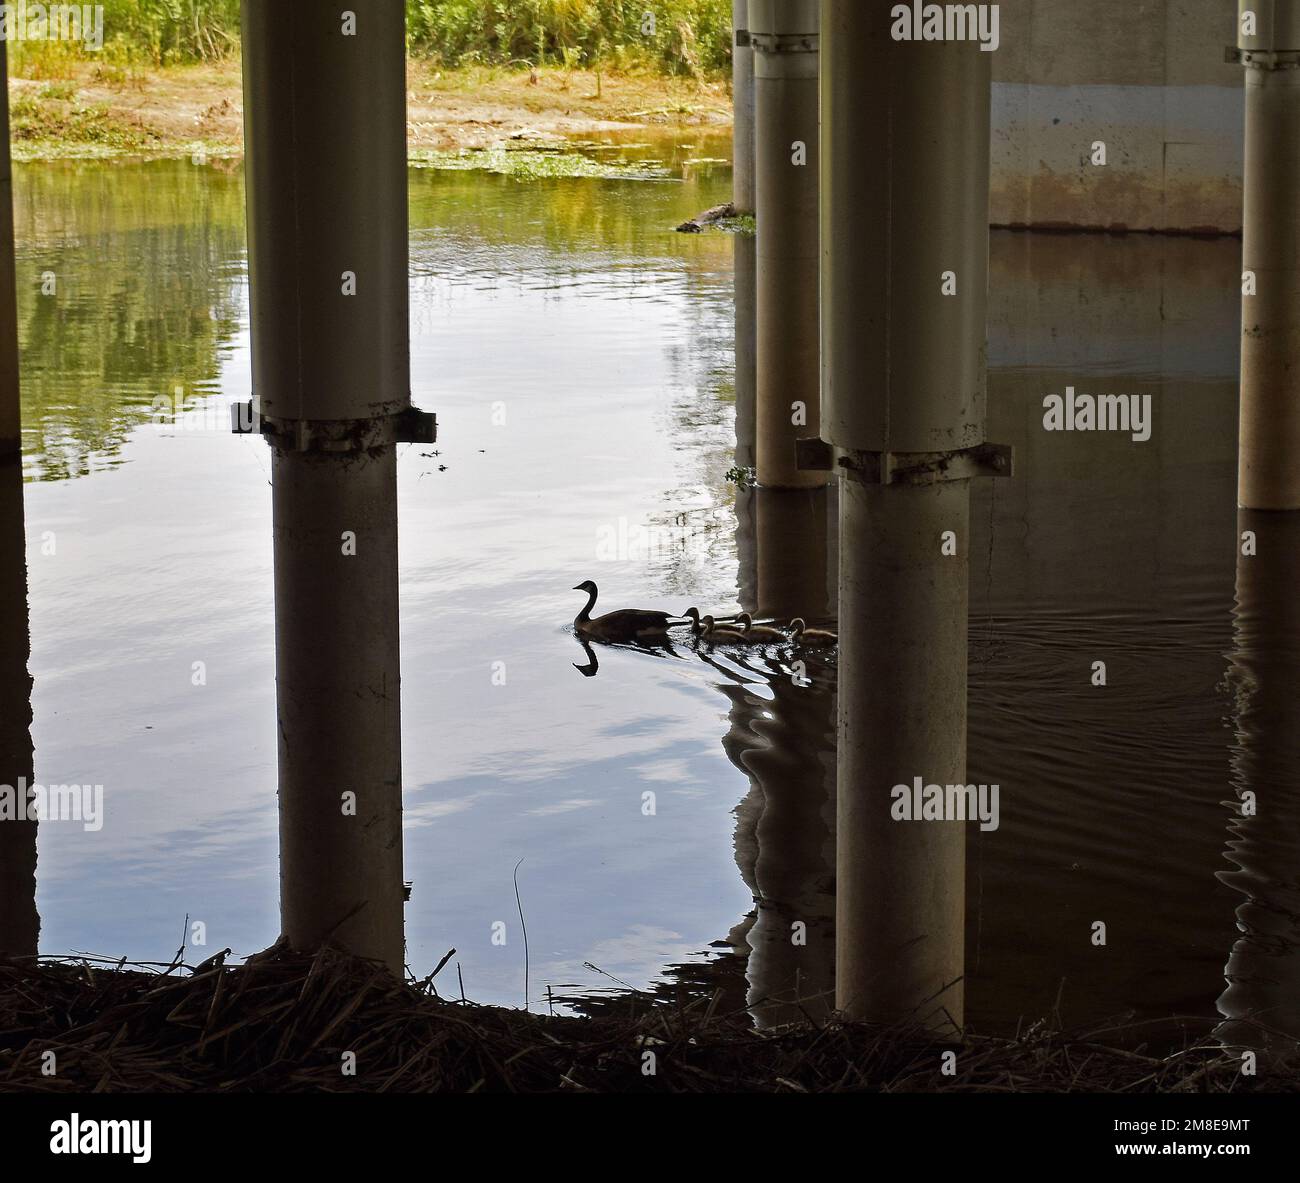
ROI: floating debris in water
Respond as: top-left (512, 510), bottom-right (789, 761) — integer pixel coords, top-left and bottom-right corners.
top-left (676, 201), bottom-right (737, 233)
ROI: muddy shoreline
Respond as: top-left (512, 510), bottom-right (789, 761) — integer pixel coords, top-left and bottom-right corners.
top-left (7, 59), bottom-right (732, 162)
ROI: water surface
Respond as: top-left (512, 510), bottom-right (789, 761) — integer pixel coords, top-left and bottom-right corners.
top-left (9, 143), bottom-right (1294, 1037)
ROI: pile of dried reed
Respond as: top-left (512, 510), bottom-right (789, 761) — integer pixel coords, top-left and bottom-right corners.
top-left (0, 946), bottom-right (1293, 1093)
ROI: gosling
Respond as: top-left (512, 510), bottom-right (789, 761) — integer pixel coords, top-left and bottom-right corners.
top-left (701, 614), bottom-right (746, 642)
top-left (789, 617), bottom-right (838, 647)
top-left (733, 612), bottom-right (787, 642)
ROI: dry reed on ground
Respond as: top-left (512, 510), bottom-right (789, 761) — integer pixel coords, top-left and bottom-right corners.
top-left (0, 946), bottom-right (1294, 1093)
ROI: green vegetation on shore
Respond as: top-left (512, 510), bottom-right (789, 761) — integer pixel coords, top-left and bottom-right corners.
top-left (10, 1), bottom-right (732, 77)
top-left (408, 0), bottom-right (731, 77)
top-left (8, 1), bottom-right (240, 70)
top-left (8, 85), bottom-right (163, 155)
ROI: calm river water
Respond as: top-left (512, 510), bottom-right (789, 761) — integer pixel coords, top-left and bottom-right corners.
top-left (10, 136), bottom-right (1296, 1038)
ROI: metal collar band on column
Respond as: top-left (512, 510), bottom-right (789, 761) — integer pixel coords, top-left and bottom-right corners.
top-left (1227, 47), bottom-right (1300, 67)
top-left (747, 32), bottom-right (818, 54)
top-left (797, 438), bottom-right (1013, 486)
top-left (231, 402), bottom-right (437, 452)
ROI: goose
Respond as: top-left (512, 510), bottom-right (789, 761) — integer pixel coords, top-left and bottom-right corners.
top-left (789, 618), bottom-right (837, 647)
top-left (732, 612), bottom-right (787, 642)
top-left (573, 580), bottom-right (676, 642)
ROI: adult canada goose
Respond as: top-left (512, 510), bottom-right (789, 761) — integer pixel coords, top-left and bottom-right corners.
top-left (789, 618), bottom-right (837, 647)
top-left (572, 580), bottom-right (676, 642)
top-left (733, 612), bottom-right (787, 642)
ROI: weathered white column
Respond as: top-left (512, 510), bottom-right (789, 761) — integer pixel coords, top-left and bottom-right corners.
top-left (240, 0), bottom-right (432, 975)
top-left (821, 3), bottom-right (1005, 1028)
top-left (733, 0), bottom-right (757, 466)
top-left (1237, 1), bottom-right (1300, 508)
top-left (751, 0), bottom-right (821, 488)
top-left (0, 37), bottom-right (37, 958)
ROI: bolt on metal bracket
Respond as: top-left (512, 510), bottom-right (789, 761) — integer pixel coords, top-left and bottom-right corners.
top-left (797, 437), bottom-right (1014, 486)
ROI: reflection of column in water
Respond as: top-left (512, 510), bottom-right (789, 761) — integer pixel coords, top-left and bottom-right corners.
top-left (0, 454), bottom-right (37, 957)
top-left (734, 484), bottom-right (759, 617)
top-left (1217, 511), bottom-right (1300, 1049)
top-left (725, 482), bottom-right (762, 963)
top-left (716, 659), bottom-right (836, 1027)
top-left (720, 482), bottom-right (836, 1027)
top-left (0, 34), bottom-right (37, 959)
top-left (744, 670), bottom-right (836, 1026)
top-left (734, 235), bottom-right (757, 469)
top-left (754, 485), bottom-right (832, 622)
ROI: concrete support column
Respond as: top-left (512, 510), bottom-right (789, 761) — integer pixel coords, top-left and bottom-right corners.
top-left (1237, 2), bottom-right (1300, 508)
top-left (751, 0), bottom-right (821, 488)
top-left (241, 0), bottom-right (429, 975)
top-left (821, 3), bottom-right (998, 1028)
top-left (733, 2), bottom-right (757, 466)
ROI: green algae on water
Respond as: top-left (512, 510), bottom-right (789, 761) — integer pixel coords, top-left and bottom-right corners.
top-left (409, 145), bottom-right (672, 181)
top-left (717, 214), bottom-right (756, 235)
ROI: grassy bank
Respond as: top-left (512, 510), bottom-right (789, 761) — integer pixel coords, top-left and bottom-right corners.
top-left (6, 57), bottom-right (732, 161)
top-left (1, 946), bottom-right (1291, 1093)
top-left (8, 0), bottom-right (732, 76)
top-left (4, 2), bottom-right (735, 160)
